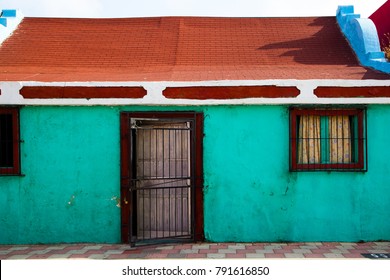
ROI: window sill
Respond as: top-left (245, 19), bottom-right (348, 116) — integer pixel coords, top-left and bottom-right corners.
top-left (0, 173), bottom-right (25, 177)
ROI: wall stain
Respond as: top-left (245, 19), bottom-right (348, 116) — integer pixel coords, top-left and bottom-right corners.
top-left (111, 196), bottom-right (121, 208)
top-left (66, 195), bottom-right (76, 207)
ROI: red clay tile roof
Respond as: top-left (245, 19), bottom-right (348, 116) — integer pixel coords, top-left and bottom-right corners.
top-left (0, 16), bottom-right (388, 82)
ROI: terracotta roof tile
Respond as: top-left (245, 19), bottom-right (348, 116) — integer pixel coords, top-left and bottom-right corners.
top-left (0, 16), bottom-right (388, 82)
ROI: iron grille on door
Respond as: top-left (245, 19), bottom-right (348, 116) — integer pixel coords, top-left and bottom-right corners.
top-left (120, 112), bottom-right (204, 246)
top-left (132, 120), bottom-right (193, 243)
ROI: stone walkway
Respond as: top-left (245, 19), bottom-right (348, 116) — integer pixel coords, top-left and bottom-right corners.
top-left (1, 242), bottom-right (389, 259)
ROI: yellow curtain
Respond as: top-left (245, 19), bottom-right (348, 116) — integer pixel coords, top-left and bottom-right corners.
top-left (329, 115), bottom-right (351, 163)
top-left (298, 115), bottom-right (321, 164)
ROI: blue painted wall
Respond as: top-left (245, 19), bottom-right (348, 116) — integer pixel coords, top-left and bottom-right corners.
top-left (337, 5), bottom-right (390, 73)
top-left (1, 105), bottom-right (390, 244)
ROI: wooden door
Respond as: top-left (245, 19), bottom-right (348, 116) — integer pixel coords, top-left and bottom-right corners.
top-left (120, 112), bottom-right (204, 245)
top-left (135, 121), bottom-right (191, 240)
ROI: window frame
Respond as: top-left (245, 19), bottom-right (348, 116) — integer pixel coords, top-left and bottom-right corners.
top-left (0, 107), bottom-right (21, 175)
top-left (289, 107), bottom-right (367, 172)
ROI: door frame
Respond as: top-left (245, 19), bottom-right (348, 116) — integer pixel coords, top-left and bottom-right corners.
top-left (120, 111), bottom-right (204, 244)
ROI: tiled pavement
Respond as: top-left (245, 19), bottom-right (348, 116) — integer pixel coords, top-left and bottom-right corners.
top-left (1, 242), bottom-right (389, 260)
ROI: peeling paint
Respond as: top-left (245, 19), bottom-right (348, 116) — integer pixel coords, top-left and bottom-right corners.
top-left (111, 196), bottom-right (121, 208)
top-left (67, 195), bottom-right (76, 206)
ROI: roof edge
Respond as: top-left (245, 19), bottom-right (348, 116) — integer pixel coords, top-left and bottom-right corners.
top-left (336, 5), bottom-right (390, 74)
top-left (0, 9), bottom-right (24, 44)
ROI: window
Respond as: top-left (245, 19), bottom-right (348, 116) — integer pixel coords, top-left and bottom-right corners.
top-left (290, 108), bottom-right (366, 171)
top-left (0, 107), bottom-right (21, 175)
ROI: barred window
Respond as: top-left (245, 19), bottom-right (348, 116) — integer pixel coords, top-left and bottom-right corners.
top-left (0, 107), bottom-right (21, 175)
top-left (290, 108), bottom-right (366, 171)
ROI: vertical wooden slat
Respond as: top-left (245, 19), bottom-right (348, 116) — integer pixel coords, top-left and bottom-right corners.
top-left (120, 112), bottom-right (131, 243)
top-left (194, 113), bottom-right (204, 241)
top-left (121, 112), bottom-right (204, 244)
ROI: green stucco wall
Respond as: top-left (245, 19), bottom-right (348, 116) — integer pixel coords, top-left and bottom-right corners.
top-left (1, 105), bottom-right (389, 244)
top-left (203, 105), bottom-right (390, 242)
top-left (0, 106), bottom-right (121, 244)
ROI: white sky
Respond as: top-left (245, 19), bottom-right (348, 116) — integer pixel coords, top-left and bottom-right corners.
top-left (1, 0), bottom-right (387, 18)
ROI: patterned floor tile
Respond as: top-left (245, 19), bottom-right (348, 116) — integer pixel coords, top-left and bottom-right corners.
top-left (0, 242), bottom-right (389, 259)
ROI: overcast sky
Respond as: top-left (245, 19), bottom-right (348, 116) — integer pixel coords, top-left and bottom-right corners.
top-left (1, 0), bottom-right (387, 18)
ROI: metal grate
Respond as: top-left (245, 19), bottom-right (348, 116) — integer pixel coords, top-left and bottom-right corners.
top-left (290, 108), bottom-right (367, 171)
top-left (129, 119), bottom-right (195, 245)
top-left (361, 253), bottom-right (390, 259)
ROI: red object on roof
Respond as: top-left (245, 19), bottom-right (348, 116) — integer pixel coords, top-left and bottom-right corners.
top-left (369, 0), bottom-right (390, 49)
top-left (0, 16), bottom-right (388, 82)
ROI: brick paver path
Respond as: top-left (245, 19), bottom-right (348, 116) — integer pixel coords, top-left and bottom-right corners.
top-left (1, 242), bottom-right (389, 259)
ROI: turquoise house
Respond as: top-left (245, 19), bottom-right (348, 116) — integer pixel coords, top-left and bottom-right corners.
top-left (0, 4), bottom-right (390, 245)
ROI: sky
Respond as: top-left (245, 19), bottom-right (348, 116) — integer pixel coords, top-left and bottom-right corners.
top-left (1, 0), bottom-right (387, 18)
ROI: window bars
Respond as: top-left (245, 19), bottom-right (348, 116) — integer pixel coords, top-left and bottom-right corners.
top-left (290, 108), bottom-right (367, 171)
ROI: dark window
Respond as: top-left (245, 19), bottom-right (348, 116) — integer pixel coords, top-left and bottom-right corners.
top-left (290, 108), bottom-right (366, 171)
top-left (0, 108), bottom-right (20, 175)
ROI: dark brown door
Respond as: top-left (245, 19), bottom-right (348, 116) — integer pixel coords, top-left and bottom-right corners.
top-left (120, 112), bottom-right (204, 245)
